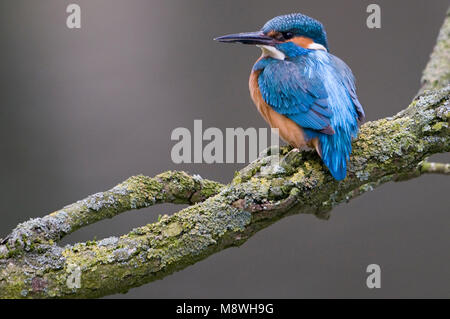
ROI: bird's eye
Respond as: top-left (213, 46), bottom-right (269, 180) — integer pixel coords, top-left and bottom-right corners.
top-left (281, 32), bottom-right (294, 40)
top-left (268, 30), bottom-right (294, 41)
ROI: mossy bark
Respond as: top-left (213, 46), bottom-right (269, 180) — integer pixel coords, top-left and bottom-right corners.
top-left (419, 8), bottom-right (450, 94)
top-left (0, 9), bottom-right (449, 299)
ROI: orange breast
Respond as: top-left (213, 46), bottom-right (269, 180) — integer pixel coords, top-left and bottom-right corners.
top-left (249, 68), bottom-right (319, 153)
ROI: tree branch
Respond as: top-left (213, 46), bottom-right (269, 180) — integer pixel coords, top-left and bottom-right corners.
top-left (0, 10), bottom-right (449, 299)
top-left (420, 161), bottom-right (450, 175)
top-left (419, 8), bottom-right (450, 94)
top-left (0, 171), bottom-right (224, 252)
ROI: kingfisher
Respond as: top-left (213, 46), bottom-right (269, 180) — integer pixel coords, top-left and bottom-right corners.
top-left (215, 13), bottom-right (365, 180)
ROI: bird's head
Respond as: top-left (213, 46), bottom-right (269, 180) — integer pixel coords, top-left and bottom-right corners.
top-left (215, 13), bottom-right (328, 60)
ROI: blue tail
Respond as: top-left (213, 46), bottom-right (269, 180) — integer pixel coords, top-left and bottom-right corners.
top-left (318, 127), bottom-right (354, 181)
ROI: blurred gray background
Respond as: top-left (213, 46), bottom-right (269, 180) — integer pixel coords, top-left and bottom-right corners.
top-left (0, 0), bottom-right (449, 298)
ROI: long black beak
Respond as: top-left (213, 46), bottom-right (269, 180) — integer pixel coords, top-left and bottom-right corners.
top-left (214, 31), bottom-right (278, 45)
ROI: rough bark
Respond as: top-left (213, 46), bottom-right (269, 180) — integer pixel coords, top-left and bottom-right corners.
top-left (0, 10), bottom-right (449, 299)
top-left (419, 8), bottom-right (450, 94)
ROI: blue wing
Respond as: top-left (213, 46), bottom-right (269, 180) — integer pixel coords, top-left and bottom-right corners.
top-left (330, 55), bottom-right (365, 122)
top-left (258, 58), bottom-right (335, 134)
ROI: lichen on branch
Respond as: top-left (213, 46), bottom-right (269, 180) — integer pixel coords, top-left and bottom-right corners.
top-left (420, 8), bottom-right (450, 94)
top-left (0, 171), bottom-right (223, 256)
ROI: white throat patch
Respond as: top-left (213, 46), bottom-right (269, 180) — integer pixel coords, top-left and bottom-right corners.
top-left (257, 45), bottom-right (285, 60)
top-left (308, 42), bottom-right (328, 52)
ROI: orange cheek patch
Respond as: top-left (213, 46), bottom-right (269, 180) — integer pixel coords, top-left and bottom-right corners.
top-left (289, 36), bottom-right (313, 48)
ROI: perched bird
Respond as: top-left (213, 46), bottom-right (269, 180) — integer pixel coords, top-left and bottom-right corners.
top-left (215, 13), bottom-right (365, 180)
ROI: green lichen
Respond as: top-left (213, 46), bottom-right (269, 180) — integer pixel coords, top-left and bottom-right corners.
top-left (163, 222), bottom-right (183, 237)
top-left (432, 121), bottom-right (448, 131)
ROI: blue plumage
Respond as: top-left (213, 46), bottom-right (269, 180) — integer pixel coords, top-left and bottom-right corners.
top-left (254, 43), bottom-right (333, 133)
top-left (262, 13), bottom-right (329, 51)
top-left (215, 13), bottom-right (365, 180)
top-left (255, 41), bottom-right (363, 180)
